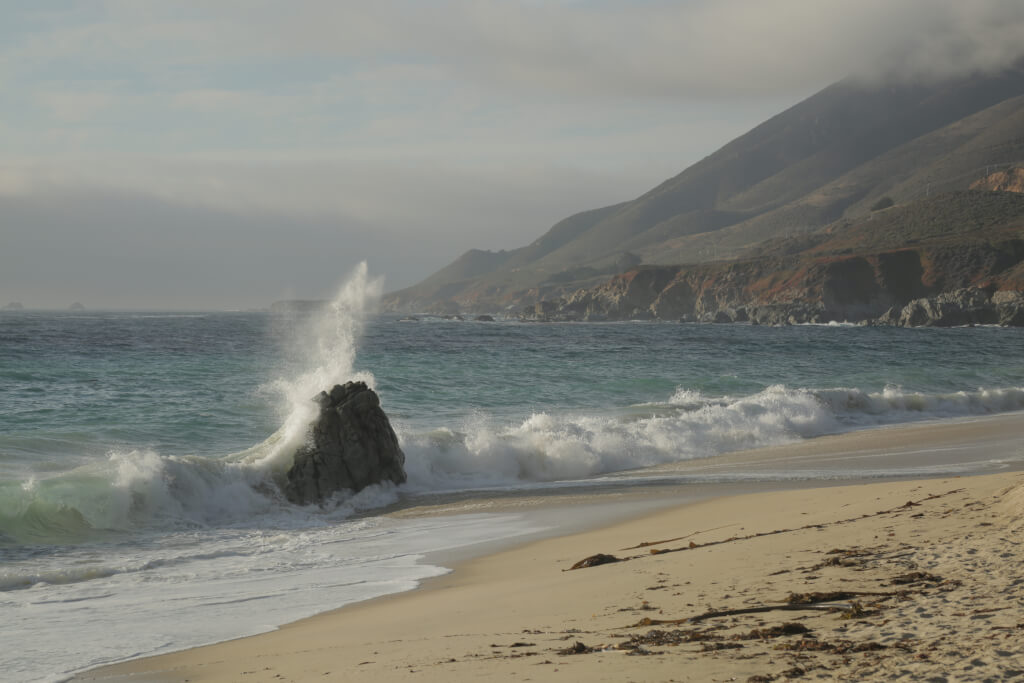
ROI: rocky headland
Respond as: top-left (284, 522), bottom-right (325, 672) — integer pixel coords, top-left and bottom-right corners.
top-left (517, 191), bottom-right (1024, 327)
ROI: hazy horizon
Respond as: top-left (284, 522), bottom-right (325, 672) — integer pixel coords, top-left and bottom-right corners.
top-left (4, 1), bottom-right (1024, 310)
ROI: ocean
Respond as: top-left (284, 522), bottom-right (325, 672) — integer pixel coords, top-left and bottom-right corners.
top-left (3, 265), bottom-right (1024, 682)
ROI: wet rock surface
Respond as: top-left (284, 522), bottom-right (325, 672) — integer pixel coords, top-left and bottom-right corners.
top-left (284, 381), bottom-right (406, 505)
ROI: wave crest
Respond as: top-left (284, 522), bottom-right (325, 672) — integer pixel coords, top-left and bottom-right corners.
top-left (400, 384), bottom-right (1024, 490)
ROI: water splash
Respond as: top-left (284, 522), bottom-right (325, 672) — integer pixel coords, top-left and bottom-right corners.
top-left (250, 262), bottom-right (384, 471)
top-left (0, 264), bottom-right (390, 545)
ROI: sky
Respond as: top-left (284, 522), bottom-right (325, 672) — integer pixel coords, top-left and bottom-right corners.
top-left (3, 1), bottom-right (1024, 310)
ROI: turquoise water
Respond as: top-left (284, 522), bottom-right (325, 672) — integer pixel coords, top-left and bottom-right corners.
top-left (2, 270), bottom-right (1024, 680)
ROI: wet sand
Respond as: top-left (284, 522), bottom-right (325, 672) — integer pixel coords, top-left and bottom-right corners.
top-left (76, 413), bottom-right (1024, 682)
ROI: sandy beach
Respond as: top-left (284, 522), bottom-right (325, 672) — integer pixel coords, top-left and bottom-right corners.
top-left (76, 414), bottom-right (1024, 682)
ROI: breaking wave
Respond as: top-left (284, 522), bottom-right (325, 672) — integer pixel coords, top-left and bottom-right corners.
top-left (0, 264), bottom-right (391, 548)
top-left (398, 384), bottom-right (1024, 490)
top-left (5, 378), bottom-right (1024, 547)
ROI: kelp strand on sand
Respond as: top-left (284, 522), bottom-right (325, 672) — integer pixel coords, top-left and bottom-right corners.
top-left (566, 489), bottom-right (964, 571)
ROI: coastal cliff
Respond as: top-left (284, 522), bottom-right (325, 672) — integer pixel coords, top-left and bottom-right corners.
top-left (383, 64), bottom-right (1024, 318)
top-left (517, 190), bottom-right (1024, 326)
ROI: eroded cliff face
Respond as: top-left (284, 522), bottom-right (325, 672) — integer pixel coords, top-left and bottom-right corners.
top-left (554, 267), bottom-right (680, 321)
top-left (971, 168), bottom-right (1024, 194)
top-left (521, 239), bottom-right (1024, 327)
top-left (512, 188), bottom-right (1024, 327)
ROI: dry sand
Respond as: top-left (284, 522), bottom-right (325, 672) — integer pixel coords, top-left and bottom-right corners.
top-left (77, 415), bottom-right (1024, 682)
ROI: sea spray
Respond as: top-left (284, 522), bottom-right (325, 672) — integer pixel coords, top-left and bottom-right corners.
top-left (0, 263), bottom-right (389, 545)
top-left (247, 262), bottom-right (383, 473)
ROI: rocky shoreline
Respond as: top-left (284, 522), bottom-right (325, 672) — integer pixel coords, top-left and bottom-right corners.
top-left (518, 283), bottom-right (1024, 327)
top-left (387, 189), bottom-right (1024, 327)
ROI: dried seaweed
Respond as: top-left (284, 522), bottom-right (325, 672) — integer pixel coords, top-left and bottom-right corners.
top-left (557, 641), bottom-right (593, 655)
top-left (567, 553), bottom-right (620, 570)
top-left (702, 641), bottom-right (745, 651)
top-left (567, 489), bottom-right (964, 571)
top-left (622, 628), bottom-right (724, 647)
top-left (890, 571), bottom-right (944, 585)
top-left (786, 591), bottom-right (891, 604)
top-left (619, 524), bottom-right (737, 550)
top-left (629, 602), bottom-right (842, 628)
top-left (735, 623), bottom-right (811, 640)
top-left (775, 639), bottom-right (886, 654)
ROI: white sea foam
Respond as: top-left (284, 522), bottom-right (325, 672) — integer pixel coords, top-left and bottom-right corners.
top-left (398, 384), bottom-right (1024, 492)
top-left (2, 512), bottom-right (543, 683)
top-left (5, 378), bottom-right (1023, 547)
top-left (814, 385), bottom-right (1024, 419)
top-left (9, 383), bottom-right (1023, 547)
top-left (399, 386), bottom-right (821, 490)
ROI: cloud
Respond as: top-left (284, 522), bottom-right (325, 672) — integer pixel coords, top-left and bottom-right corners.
top-left (7, 2), bottom-right (1022, 160)
top-left (35, 90), bottom-right (114, 122)
top-left (11, 2), bottom-right (1024, 103)
top-left (4, 0), bottom-right (1023, 309)
top-left (416, 0), bottom-right (1024, 96)
top-left (0, 158), bottom-right (653, 308)
top-left (0, 185), bottom-right (408, 310)
top-left (1, 157), bottom-right (642, 247)
top-left (151, 1), bottom-right (1024, 96)
top-left (852, 1), bottom-right (1024, 82)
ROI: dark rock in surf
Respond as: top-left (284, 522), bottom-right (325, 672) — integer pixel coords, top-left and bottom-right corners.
top-left (283, 382), bottom-right (406, 505)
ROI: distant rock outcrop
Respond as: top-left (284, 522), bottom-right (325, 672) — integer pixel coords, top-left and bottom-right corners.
top-left (970, 168), bottom-right (1024, 194)
top-left (283, 382), bottom-right (406, 505)
top-left (877, 289), bottom-right (1024, 327)
top-left (3, 302), bottom-right (24, 310)
top-left (512, 191), bottom-right (1024, 327)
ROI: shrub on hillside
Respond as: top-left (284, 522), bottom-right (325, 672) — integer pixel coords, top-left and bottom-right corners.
top-left (870, 196), bottom-right (895, 211)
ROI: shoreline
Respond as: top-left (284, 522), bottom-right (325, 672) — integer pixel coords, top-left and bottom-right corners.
top-left (74, 412), bottom-right (1024, 682)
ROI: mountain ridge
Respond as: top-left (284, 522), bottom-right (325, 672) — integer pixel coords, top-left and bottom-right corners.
top-left (382, 64), bottom-right (1024, 317)
top-left (522, 190), bottom-right (1024, 325)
